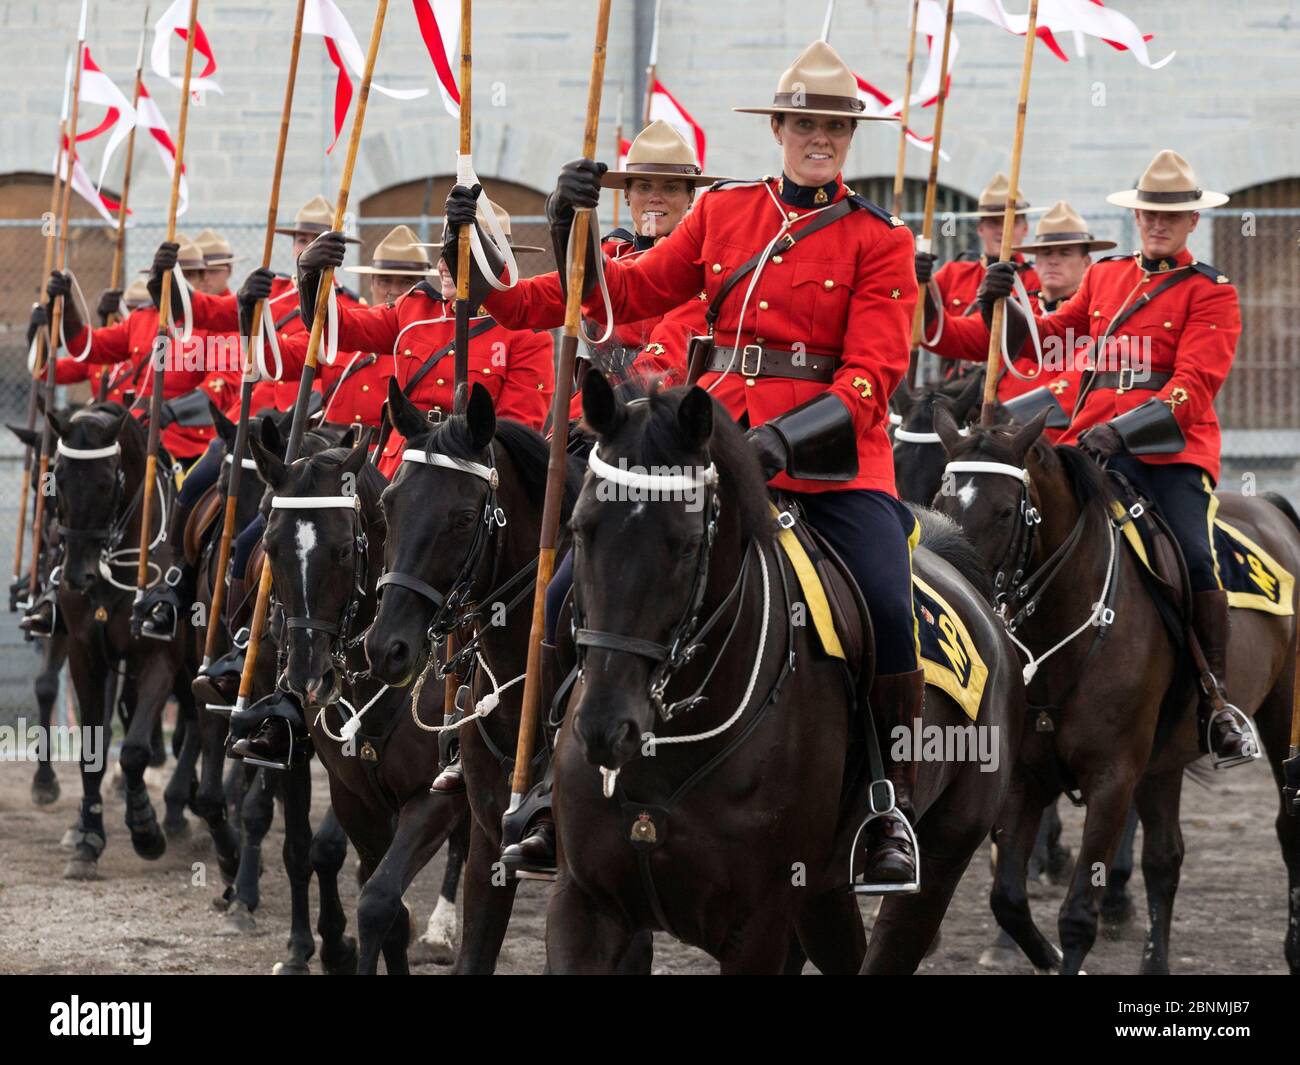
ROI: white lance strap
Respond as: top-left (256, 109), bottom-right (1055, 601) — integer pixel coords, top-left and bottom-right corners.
top-left (456, 154), bottom-right (519, 293)
top-left (401, 448), bottom-right (498, 486)
top-left (170, 264), bottom-right (193, 344)
top-left (588, 443), bottom-right (718, 493)
top-left (915, 236), bottom-right (945, 348)
top-left (323, 282), bottom-right (340, 367)
top-left (572, 207), bottom-right (614, 346)
top-left (252, 297), bottom-right (284, 382)
top-left (999, 269), bottom-right (1043, 382)
top-left (27, 330), bottom-right (41, 375)
top-left (56, 270), bottom-right (95, 362)
top-left (56, 440), bottom-right (121, 461)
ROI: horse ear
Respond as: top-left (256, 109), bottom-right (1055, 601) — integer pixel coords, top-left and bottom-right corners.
top-left (259, 411), bottom-right (284, 457)
top-left (386, 376), bottom-right (428, 441)
top-left (210, 400), bottom-right (236, 448)
top-left (582, 370), bottom-right (622, 438)
top-left (1010, 408), bottom-right (1051, 460)
top-left (932, 399), bottom-right (965, 455)
top-left (676, 386), bottom-right (713, 451)
top-left (339, 436), bottom-right (370, 479)
top-left (891, 377), bottom-right (914, 417)
top-left (248, 432), bottom-right (287, 490)
top-left (465, 382), bottom-right (496, 451)
top-left (953, 369), bottom-right (986, 420)
top-left (6, 424), bottom-right (39, 449)
top-left (46, 408), bottom-right (71, 440)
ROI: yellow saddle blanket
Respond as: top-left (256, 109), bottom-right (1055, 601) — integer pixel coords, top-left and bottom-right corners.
top-left (774, 527), bottom-right (988, 721)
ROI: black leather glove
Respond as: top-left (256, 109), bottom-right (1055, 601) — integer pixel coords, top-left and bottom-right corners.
top-left (746, 424), bottom-right (789, 482)
top-left (237, 267), bottom-right (275, 337)
top-left (976, 260), bottom-right (1017, 308)
top-left (146, 241), bottom-right (186, 318)
top-left (297, 232), bottom-right (347, 323)
top-left (549, 158), bottom-right (608, 225)
top-left (26, 303), bottom-right (48, 348)
top-left (45, 271), bottom-right (83, 340)
top-left (96, 288), bottom-right (123, 324)
top-left (1077, 422), bottom-right (1125, 461)
top-left (441, 184), bottom-right (502, 311)
top-left (915, 251), bottom-right (938, 286)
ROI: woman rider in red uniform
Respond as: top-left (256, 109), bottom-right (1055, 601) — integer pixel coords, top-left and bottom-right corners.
top-left (446, 41), bottom-right (925, 889)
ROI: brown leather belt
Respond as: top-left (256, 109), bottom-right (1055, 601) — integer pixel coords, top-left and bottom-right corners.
top-left (704, 344), bottom-right (838, 383)
top-left (1090, 369), bottom-right (1173, 394)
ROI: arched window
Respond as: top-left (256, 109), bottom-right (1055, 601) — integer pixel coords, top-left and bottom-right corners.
top-left (844, 175), bottom-right (979, 264)
top-left (358, 177), bottom-right (554, 279)
top-left (1212, 178), bottom-right (1300, 432)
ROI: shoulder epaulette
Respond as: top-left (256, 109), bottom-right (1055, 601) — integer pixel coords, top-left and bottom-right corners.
top-left (1192, 261), bottom-right (1232, 285)
top-left (707, 178), bottom-right (767, 193)
top-left (1097, 252), bottom-right (1136, 263)
top-left (412, 280), bottom-right (443, 303)
top-left (956, 249), bottom-right (982, 262)
top-left (845, 193), bottom-right (907, 228)
top-left (603, 227), bottom-right (636, 244)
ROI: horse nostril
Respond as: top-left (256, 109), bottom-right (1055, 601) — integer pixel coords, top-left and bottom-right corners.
top-left (388, 640), bottom-right (409, 668)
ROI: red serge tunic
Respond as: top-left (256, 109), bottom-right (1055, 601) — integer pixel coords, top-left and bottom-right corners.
top-left (58, 305), bottom-right (242, 460)
top-left (485, 176), bottom-right (917, 496)
top-left (933, 253), bottom-right (1040, 317)
top-left (187, 277), bottom-right (365, 414)
top-left (937, 249), bottom-right (1239, 481)
top-left (923, 284), bottom-right (1085, 443)
top-left (316, 283), bottom-right (554, 478)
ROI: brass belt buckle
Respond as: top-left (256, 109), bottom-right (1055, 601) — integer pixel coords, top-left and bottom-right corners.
top-left (740, 344), bottom-right (764, 378)
top-left (1116, 366), bottom-right (1134, 394)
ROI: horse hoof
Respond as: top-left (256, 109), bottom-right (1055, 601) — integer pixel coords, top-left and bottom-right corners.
top-left (60, 824), bottom-right (79, 849)
top-left (163, 816), bottom-right (190, 841)
top-left (130, 826), bottom-right (167, 861)
top-left (271, 960), bottom-right (311, 975)
top-left (31, 775), bottom-right (60, 806)
top-left (321, 936), bottom-right (358, 976)
top-left (217, 900), bottom-right (257, 935)
top-left (408, 937), bottom-right (457, 967)
top-left (63, 855), bottom-right (102, 881)
top-left (1100, 894), bottom-right (1135, 937)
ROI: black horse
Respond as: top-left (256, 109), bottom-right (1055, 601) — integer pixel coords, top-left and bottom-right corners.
top-left (44, 403), bottom-right (189, 878)
top-left (364, 380), bottom-right (585, 973)
top-left (249, 429), bottom-right (467, 974)
top-left (544, 374), bottom-right (1025, 973)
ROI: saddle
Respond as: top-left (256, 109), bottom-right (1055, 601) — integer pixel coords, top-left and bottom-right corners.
top-left (182, 481), bottom-right (225, 568)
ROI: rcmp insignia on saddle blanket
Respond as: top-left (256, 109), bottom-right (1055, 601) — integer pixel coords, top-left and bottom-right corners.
top-left (1110, 502), bottom-right (1294, 617)
top-left (912, 576), bottom-right (988, 722)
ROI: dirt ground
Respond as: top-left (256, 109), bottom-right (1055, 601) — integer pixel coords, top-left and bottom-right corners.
top-left (0, 743), bottom-right (1290, 975)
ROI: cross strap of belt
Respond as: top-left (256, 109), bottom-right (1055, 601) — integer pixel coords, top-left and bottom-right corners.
top-left (1072, 268), bottom-right (1198, 418)
top-left (703, 196), bottom-right (856, 333)
top-left (320, 352), bottom-right (377, 410)
top-left (403, 318), bottom-right (496, 399)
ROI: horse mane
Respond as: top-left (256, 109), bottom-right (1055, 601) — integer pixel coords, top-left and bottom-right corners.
top-left (1049, 442), bottom-right (1117, 511)
top-left (909, 504), bottom-right (992, 601)
top-left (415, 414), bottom-right (582, 521)
top-left (69, 402), bottom-right (146, 462)
top-left (618, 382), bottom-right (775, 546)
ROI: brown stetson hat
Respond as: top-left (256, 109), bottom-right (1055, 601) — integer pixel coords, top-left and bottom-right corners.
top-left (274, 194), bottom-right (362, 243)
top-left (194, 227), bottom-right (242, 267)
top-left (172, 234), bottom-right (207, 272)
top-left (600, 120), bottom-right (723, 188)
top-left (954, 172), bottom-right (1049, 219)
top-left (733, 41), bottom-right (897, 122)
top-left (1012, 201), bottom-right (1117, 254)
top-left (418, 196), bottom-right (545, 255)
top-left (1105, 150), bottom-right (1228, 212)
top-left (123, 277), bottom-right (151, 308)
top-left (343, 225), bottom-right (433, 278)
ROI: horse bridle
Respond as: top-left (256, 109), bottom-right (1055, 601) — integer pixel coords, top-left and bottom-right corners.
top-left (53, 440), bottom-right (132, 551)
top-left (268, 492), bottom-right (370, 679)
top-left (573, 443), bottom-right (745, 723)
top-left (943, 459), bottom-right (1042, 608)
top-left (377, 444), bottom-right (538, 675)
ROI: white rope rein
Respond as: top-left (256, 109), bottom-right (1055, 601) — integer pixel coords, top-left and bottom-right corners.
top-left (943, 459), bottom-right (1120, 685)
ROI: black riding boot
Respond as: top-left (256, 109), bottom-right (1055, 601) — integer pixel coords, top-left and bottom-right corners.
top-left (499, 641), bottom-right (559, 875)
top-left (1193, 589), bottom-right (1259, 767)
top-left (856, 668), bottom-right (925, 891)
top-left (140, 498), bottom-right (197, 639)
top-left (229, 716), bottom-right (293, 764)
